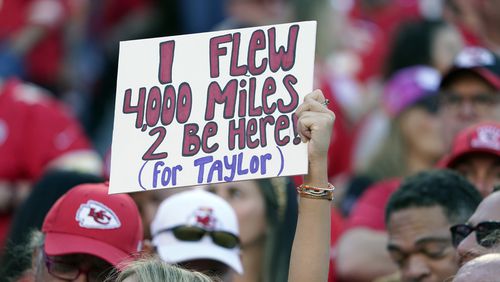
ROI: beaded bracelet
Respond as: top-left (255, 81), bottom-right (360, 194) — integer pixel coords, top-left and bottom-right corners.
top-left (296, 183), bottom-right (335, 201)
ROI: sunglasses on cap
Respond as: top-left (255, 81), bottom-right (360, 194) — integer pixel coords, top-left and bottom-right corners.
top-left (450, 221), bottom-right (500, 248)
top-left (155, 225), bottom-right (240, 249)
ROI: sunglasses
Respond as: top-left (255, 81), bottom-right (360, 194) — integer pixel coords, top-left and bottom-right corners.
top-left (156, 225), bottom-right (239, 249)
top-left (450, 221), bottom-right (500, 248)
top-left (43, 251), bottom-right (112, 281)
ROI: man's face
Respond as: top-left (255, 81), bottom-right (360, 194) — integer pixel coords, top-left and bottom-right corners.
top-left (36, 253), bottom-right (113, 282)
top-left (387, 206), bottom-right (458, 282)
top-left (439, 74), bottom-right (500, 148)
top-left (453, 153), bottom-right (500, 197)
top-left (456, 192), bottom-right (500, 266)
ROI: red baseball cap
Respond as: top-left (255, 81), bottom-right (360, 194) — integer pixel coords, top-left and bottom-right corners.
top-left (42, 183), bottom-right (143, 267)
top-left (440, 47), bottom-right (500, 91)
top-left (439, 121), bottom-right (500, 168)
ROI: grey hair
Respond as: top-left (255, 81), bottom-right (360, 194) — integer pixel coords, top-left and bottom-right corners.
top-left (108, 257), bottom-right (219, 282)
top-left (30, 230), bottom-right (46, 281)
top-left (4, 230), bottom-right (46, 282)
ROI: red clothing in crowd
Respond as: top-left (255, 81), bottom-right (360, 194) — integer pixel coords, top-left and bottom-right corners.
top-left (346, 178), bottom-right (401, 231)
top-left (0, 78), bottom-right (91, 247)
top-left (0, 0), bottom-right (72, 86)
top-left (348, 0), bottom-right (421, 81)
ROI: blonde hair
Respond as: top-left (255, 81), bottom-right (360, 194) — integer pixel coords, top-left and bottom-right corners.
top-left (111, 258), bottom-right (217, 282)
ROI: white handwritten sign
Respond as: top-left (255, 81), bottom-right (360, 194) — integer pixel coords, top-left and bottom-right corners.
top-left (109, 21), bottom-right (317, 194)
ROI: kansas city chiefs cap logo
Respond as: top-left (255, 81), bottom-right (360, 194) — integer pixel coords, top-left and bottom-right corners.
top-left (455, 47), bottom-right (495, 68)
top-left (471, 126), bottom-right (500, 151)
top-left (76, 200), bottom-right (121, 229)
top-left (187, 207), bottom-right (217, 230)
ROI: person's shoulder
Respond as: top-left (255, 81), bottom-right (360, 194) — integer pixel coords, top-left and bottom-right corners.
top-left (1, 78), bottom-right (58, 108)
top-left (346, 178), bottom-right (401, 230)
top-left (361, 178), bottom-right (401, 200)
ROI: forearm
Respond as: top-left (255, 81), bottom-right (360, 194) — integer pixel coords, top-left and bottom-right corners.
top-left (289, 157), bottom-right (331, 282)
top-left (336, 229), bottom-right (397, 282)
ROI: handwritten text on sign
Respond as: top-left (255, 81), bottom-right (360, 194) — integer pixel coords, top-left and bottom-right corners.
top-left (110, 21), bottom-right (316, 193)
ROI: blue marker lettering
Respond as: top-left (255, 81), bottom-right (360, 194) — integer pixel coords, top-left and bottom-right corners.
top-left (223, 154), bottom-right (237, 181)
top-left (249, 155), bottom-right (259, 173)
top-left (194, 156), bottom-right (213, 183)
top-left (208, 160), bottom-right (223, 183)
top-left (153, 161), bottom-right (165, 188)
top-left (260, 153), bottom-right (272, 174)
top-left (237, 152), bottom-right (248, 175)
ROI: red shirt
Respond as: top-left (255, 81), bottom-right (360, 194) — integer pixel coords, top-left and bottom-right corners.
top-left (0, 78), bottom-right (91, 247)
top-left (0, 0), bottom-right (71, 86)
top-left (346, 178), bottom-right (401, 231)
top-left (0, 78), bottom-right (91, 181)
top-left (348, 1), bottom-right (421, 81)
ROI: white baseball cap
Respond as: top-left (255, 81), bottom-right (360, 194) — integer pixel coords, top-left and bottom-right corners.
top-left (151, 189), bottom-right (243, 274)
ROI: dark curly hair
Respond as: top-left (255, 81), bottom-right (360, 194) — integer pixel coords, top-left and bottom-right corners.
top-left (385, 169), bottom-right (482, 225)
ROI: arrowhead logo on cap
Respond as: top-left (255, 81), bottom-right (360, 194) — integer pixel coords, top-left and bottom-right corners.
top-left (75, 200), bottom-right (121, 229)
top-left (471, 126), bottom-right (500, 151)
top-left (188, 207), bottom-right (217, 230)
top-left (455, 47), bottom-right (495, 68)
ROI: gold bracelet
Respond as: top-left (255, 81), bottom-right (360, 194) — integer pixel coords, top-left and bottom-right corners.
top-left (296, 183), bottom-right (335, 201)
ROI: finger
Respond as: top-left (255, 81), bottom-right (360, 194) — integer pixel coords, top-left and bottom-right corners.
top-left (296, 99), bottom-right (334, 118)
top-left (303, 89), bottom-right (325, 103)
top-left (300, 110), bottom-right (336, 123)
top-left (297, 115), bottom-right (312, 142)
top-left (297, 90), bottom-right (326, 115)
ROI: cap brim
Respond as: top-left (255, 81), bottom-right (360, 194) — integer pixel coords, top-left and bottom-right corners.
top-left (154, 233), bottom-right (243, 274)
top-left (44, 232), bottom-right (134, 269)
top-left (438, 148), bottom-right (500, 168)
top-left (440, 68), bottom-right (500, 90)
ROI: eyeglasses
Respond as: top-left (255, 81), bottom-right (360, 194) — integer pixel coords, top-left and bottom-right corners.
top-left (439, 91), bottom-right (500, 112)
top-left (156, 225), bottom-right (240, 249)
top-left (450, 221), bottom-right (500, 248)
top-left (43, 251), bottom-right (112, 281)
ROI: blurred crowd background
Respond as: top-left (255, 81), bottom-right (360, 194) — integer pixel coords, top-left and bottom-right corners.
top-left (1, 0), bottom-right (500, 281)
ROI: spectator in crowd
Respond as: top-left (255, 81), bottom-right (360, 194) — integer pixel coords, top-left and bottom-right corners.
top-left (384, 19), bottom-right (463, 78)
top-left (149, 90), bottom-right (334, 282)
top-left (129, 189), bottom-right (175, 240)
top-left (0, 170), bottom-right (104, 281)
top-left (337, 65), bottom-right (444, 281)
top-left (439, 121), bottom-right (500, 197)
top-left (452, 253), bottom-right (500, 282)
top-left (451, 190), bottom-right (500, 266)
top-left (0, 0), bottom-right (72, 90)
top-left (109, 257), bottom-right (215, 282)
top-left (364, 66), bottom-right (444, 182)
top-left (443, 0), bottom-right (500, 54)
top-left (351, 19), bottom-right (463, 202)
top-left (439, 46), bottom-right (500, 150)
top-left (337, 46), bottom-right (500, 282)
top-left (207, 177), bottom-right (298, 282)
top-left (26, 182), bottom-right (143, 281)
top-left (337, 119), bottom-right (500, 282)
top-left (150, 189), bottom-right (242, 279)
top-left (0, 78), bottom-right (102, 249)
top-left (385, 170), bottom-right (482, 282)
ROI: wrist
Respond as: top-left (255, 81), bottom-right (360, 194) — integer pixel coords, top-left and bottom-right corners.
top-left (305, 157), bottom-right (328, 186)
